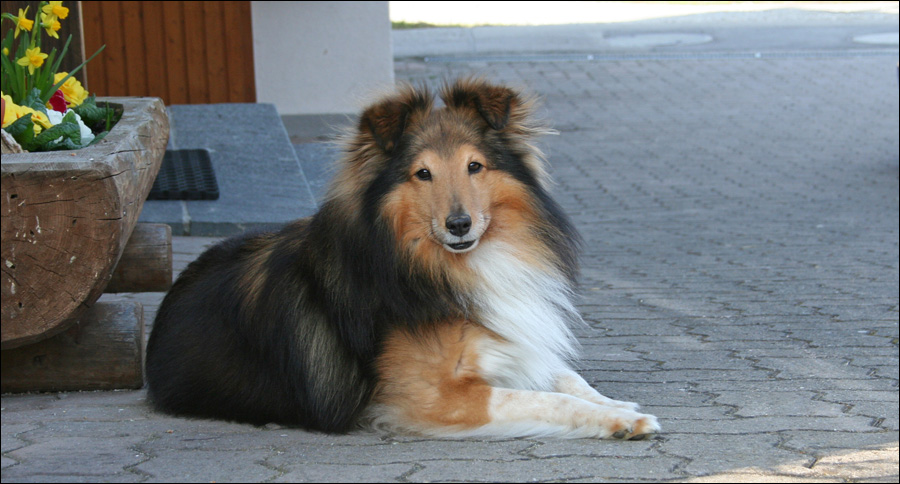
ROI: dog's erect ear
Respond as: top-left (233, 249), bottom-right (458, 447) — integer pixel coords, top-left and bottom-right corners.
top-left (441, 79), bottom-right (518, 131)
top-left (359, 86), bottom-right (432, 153)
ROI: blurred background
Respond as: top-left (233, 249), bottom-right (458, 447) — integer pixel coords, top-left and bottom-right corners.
top-left (1, 1), bottom-right (896, 119)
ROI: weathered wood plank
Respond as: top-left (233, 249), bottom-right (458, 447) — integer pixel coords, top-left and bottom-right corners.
top-left (1, 301), bottom-right (144, 392)
top-left (1, 97), bottom-right (169, 349)
top-left (105, 223), bottom-right (172, 293)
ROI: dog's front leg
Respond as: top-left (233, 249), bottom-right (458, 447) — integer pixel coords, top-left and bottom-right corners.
top-left (553, 369), bottom-right (645, 412)
top-left (372, 322), bottom-right (659, 439)
top-left (485, 387), bottom-right (660, 439)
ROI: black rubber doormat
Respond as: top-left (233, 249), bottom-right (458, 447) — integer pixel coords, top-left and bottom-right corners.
top-left (148, 149), bottom-right (220, 200)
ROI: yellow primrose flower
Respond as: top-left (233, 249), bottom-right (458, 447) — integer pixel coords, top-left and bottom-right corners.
top-left (17, 47), bottom-right (49, 75)
top-left (26, 109), bottom-right (52, 134)
top-left (41, 12), bottom-right (62, 39)
top-left (2, 92), bottom-right (18, 128)
top-left (1, 92), bottom-right (52, 133)
top-left (14, 7), bottom-right (34, 38)
top-left (41, 1), bottom-right (69, 21)
top-left (54, 72), bottom-right (89, 107)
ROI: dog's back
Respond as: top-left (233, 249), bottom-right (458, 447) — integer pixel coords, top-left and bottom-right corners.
top-left (145, 220), bottom-right (372, 431)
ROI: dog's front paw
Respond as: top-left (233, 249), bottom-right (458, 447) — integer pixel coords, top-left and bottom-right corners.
top-left (602, 410), bottom-right (660, 440)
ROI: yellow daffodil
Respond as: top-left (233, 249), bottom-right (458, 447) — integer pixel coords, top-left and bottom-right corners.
top-left (41, 13), bottom-right (62, 39)
top-left (17, 47), bottom-right (49, 75)
top-left (1, 92), bottom-right (52, 133)
top-left (54, 72), bottom-right (89, 107)
top-left (13, 7), bottom-right (34, 38)
top-left (41, 2), bottom-right (69, 21)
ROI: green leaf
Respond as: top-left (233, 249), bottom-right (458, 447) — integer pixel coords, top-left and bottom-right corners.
top-left (36, 47), bottom-right (59, 100)
top-left (73, 95), bottom-right (115, 129)
top-left (1, 54), bottom-right (16, 96)
top-left (32, 120), bottom-right (80, 149)
top-left (62, 110), bottom-right (78, 123)
top-left (23, 88), bottom-right (48, 114)
top-left (59, 137), bottom-right (85, 150)
top-left (3, 113), bottom-right (35, 138)
top-left (48, 34), bottom-right (73, 80)
top-left (1, 29), bottom-right (14, 96)
top-left (4, 114), bottom-right (37, 150)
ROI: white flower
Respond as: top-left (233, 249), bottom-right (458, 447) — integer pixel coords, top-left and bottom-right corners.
top-left (71, 111), bottom-right (94, 145)
top-left (45, 109), bottom-right (94, 145)
top-left (46, 108), bottom-right (64, 125)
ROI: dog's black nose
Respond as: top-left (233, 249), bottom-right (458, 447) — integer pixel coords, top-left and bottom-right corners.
top-left (445, 214), bottom-right (472, 237)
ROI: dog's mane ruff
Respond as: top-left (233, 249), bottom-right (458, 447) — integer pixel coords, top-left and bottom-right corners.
top-left (466, 241), bottom-right (583, 390)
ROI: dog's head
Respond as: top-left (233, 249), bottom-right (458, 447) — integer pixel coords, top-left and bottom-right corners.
top-left (334, 79), bottom-right (554, 261)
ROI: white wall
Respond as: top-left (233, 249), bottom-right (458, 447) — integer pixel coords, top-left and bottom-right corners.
top-left (251, 1), bottom-right (394, 115)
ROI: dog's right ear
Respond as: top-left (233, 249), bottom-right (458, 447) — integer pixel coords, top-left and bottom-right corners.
top-left (359, 86), bottom-right (432, 153)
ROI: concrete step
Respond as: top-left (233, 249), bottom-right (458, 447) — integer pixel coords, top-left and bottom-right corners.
top-left (139, 105), bottom-right (344, 236)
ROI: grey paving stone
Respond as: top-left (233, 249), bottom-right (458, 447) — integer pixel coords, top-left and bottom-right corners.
top-left (651, 405), bottom-right (735, 422)
top-left (806, 445), bottom-right (900, 482)
top-left (3, 436), bottom-right (147, 478)
top-left (525, 437), bottom-right (658, 458)
top-left (712, 391), bottom-right (849, 418)
top-left (662, 415), bottom-right (879, 434)
top-left (659, 434), bottom-right (810, 477)
top-left (406, 456), bottom-right (685, 482)
top-left (270, 463), bottom-right (415, 483)
top-left (0, 473), bottom-right (146, 483)
top-left (782, 430), bottom-right (900, 454)
top-left (136, 450), bottom-right (278, 483)
top-left (1, 424), bottom-right (36, 454)
top-left (698, 378), bottom-right (899, 393)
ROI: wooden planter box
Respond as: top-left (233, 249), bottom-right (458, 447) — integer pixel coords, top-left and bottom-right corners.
top-left (1, 97), bottom-right (169, 351)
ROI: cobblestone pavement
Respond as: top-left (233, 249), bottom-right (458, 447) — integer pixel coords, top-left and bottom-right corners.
top-left (3, 46), bottom-right (899, 484)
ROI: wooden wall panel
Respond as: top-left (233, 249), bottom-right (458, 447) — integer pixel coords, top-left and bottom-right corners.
top-left (222, 1), bottom-right (255, 103)
top-left (160, 1), bottom-right (187, 104)
top-left (81, 1), bottom-right (255, 105)
top-left (202, 1), bottom-right (228, 103)
top-left (140, 1), bottom-right (167, 102)
top-left (97, 1), bottom-right (126, 95)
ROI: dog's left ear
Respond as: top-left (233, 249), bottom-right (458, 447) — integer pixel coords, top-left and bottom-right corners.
top-left (359, 85), bottom-right (432, 153)
top-left (441, 79), bottom-right (519, 131)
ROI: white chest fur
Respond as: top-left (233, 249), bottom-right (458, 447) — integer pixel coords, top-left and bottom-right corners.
top-left (466, 242), bottom-right (582, 390)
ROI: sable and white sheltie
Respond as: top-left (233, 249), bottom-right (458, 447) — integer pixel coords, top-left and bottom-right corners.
top-left (146, 79), bottom-right (660, 439)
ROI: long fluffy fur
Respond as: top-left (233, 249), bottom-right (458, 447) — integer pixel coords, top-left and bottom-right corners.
top-left (146, 79), bottom-right (599, 434)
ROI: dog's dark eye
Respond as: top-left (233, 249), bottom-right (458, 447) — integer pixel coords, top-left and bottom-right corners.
top-left (415, 169), bottom-right (432, 181)
top-left (468, 162), bottom-right (483, 174)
